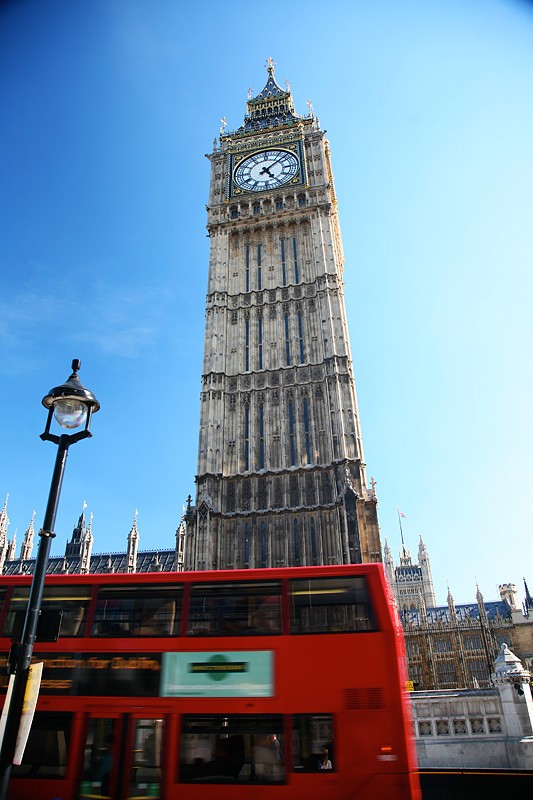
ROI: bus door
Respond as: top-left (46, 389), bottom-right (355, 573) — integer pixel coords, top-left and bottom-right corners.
top-left (78, 714), bottom-right (164, 800)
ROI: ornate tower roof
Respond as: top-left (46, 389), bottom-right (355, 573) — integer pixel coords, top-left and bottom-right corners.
top-left (236, 58), bottom-right (302, 134)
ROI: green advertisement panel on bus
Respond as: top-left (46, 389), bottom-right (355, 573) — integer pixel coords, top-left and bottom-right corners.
top-left (160, 651), bottom-right (274, 697)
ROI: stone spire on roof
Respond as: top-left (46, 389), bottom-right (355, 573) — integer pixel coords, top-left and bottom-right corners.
top-left (476, 583), bottom-right (489, 626)
top-left (127, 509), bottom-right (139, 574)
top-left (175, 512), bottom-right (186, 572)
top-left (20, 511), bottom-right (36, 562)
top-left (524, 578), bottom-right (533, 615)
top-left (0, 494), bottom-right (10, 574)
top-left (80, 512), bottom-right (93, 574)
top-left (65, 502), bottom-right (88, 560)
top-left (0, 494), bottom-right (9, 538)
top-left (7, 531), bottom-right (16, 562)
top-left (447, 584), bottom-right (457, 622)
top-left (382, 539), bottom-right (396, 592)
top-left (418, 534), bottom-right (436, 607)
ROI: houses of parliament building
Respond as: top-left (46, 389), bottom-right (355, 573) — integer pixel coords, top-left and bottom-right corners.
top-left (1, 62), bottom-right (531, 690)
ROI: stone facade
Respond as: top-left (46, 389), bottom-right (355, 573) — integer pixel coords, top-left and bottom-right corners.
top-left (184, 62), bottom-right (380, 571)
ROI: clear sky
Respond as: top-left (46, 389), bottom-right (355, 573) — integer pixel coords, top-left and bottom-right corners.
top-left (1, 0), bottom-right (532, 607)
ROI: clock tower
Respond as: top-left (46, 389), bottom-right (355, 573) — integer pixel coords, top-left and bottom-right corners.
top-left (185, 60), bottom-right (381, 570)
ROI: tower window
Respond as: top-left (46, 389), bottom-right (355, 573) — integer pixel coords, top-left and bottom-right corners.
top-left (303, 398), bottom-right (311, 464)
top-left (230, 206), bottom-right (239, 219)
top-left (244, 404), bottom-right (250, 472)
top-left (281, 238), bottom-right (287, 286)
top-left (260, 521), bottom-right (267, 566)
top-left (284, 313), bottom-right (291, 366)
top-left (258, 315), bottom-right (263, 370)
top-left (245, 317), bottom-right (250, 371)
top-left (310, 518), bottom-right (318, 565)
top-left (288, 399), bottom-right (296, 466)
top-left (293, 237), bottom-right (299, 283)
top-left (244, 523), bottom-right (250, 567)
top-left (257, 244), bottom-right (262, 290)
top-left (298, 194), bottom-right (307, 207)
top-left (245, 245), bottom-right (250, 292)
top-left (298, 310), bottom-right (305, 364)
top-left (275, 197), bottom-right (283, 211)
top-left (253, 203), bottom-right (260, 215)
top-left (258, 403), bottom-right (265, 469)
top-left (294, 519), bottom-right (301, 566)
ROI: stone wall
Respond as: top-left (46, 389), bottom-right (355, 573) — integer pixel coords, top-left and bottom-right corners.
top-left (411, 687), bottom-right (533, 770)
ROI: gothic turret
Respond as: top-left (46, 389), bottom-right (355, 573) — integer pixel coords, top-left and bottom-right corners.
top-left (418, 535), bottom-right (436, 607)
top-left (447, 585), bottom-right (457, 623)
top-left (175, 513), bottom-right (186, 572)
top-left (499, 582), bottom-right (520, 611)
top-left (65, 504), bottom-right (88, 560)
top-left (127, 510), bottom-right (139, 573)
top-left (0, 495), bottom-right (10, 573)
top-left (476, 584), bottom-right (489, 627)
top-left (385, 532), bottom-right (437, 616)
top-left (80, 513), bottom-right (93, 574)
top-left (19, 511), bottom-right (35, 562)
top-left (524, 578), bottom-right (533, 617)
top-left (383, 539), bottom-right (396, 589)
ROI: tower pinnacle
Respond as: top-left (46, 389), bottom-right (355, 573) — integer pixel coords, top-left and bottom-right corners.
top-left (236, 59), bottom-right (300, 134)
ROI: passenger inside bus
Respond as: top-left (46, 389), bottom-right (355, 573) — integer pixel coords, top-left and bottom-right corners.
top-left (318, 747), bottom-right (332, 770)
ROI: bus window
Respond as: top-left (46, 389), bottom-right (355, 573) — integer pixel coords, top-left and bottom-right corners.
top-left (92, 586), bottom-right (181, 636)
top-left (80, 718), bottom-right (115, 798)
top-left (179, 715), bottom-right (284, 784)
top-left (292, 714), bottom-right (335, 772)
top-left (4, 586), bottom-right (90, 638)
top-left (188, 582), bottom-right (281, 636)
top-left (129, 718), bottom-right (164, 798)
top-left (290, 576), bottom-right (376, 634)
top-left (11, 712), bottom-right (71, 778)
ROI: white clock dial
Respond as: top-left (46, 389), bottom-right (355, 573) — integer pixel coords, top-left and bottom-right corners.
top-left (234, 149), bottom-right (299, 192)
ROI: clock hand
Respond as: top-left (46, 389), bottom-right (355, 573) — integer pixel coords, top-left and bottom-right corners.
top-left (260, 165), bottom-right (274, 178)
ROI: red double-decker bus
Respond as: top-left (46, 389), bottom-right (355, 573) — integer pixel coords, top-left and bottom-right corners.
top-left (0, 564), bottom-right (420, 800)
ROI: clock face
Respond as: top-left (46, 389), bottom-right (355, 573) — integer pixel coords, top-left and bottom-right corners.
top-left (234, 149), bottom-right (299, 192)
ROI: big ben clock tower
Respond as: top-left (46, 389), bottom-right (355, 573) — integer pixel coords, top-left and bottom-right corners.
top-left (185, 60), bottom-right (381, 570)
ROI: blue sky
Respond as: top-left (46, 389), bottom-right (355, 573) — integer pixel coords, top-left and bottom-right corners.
top-left (1, 0), bottom-right (532, 606)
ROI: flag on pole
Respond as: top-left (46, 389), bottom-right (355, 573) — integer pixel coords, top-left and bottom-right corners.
top-left (398, 509), bottom-right (407, 519)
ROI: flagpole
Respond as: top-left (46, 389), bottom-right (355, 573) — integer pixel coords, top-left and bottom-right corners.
top-left (397, 508), bottom-right (406, 554)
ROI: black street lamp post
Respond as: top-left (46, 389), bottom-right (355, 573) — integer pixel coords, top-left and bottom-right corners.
top-left (0, 360), bottom-right (99, 800)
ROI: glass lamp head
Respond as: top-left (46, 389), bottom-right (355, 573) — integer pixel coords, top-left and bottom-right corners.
top-left (41, 359), bottom-right (100, 437)
top-left (52, 398), bottom-right (88, 429)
